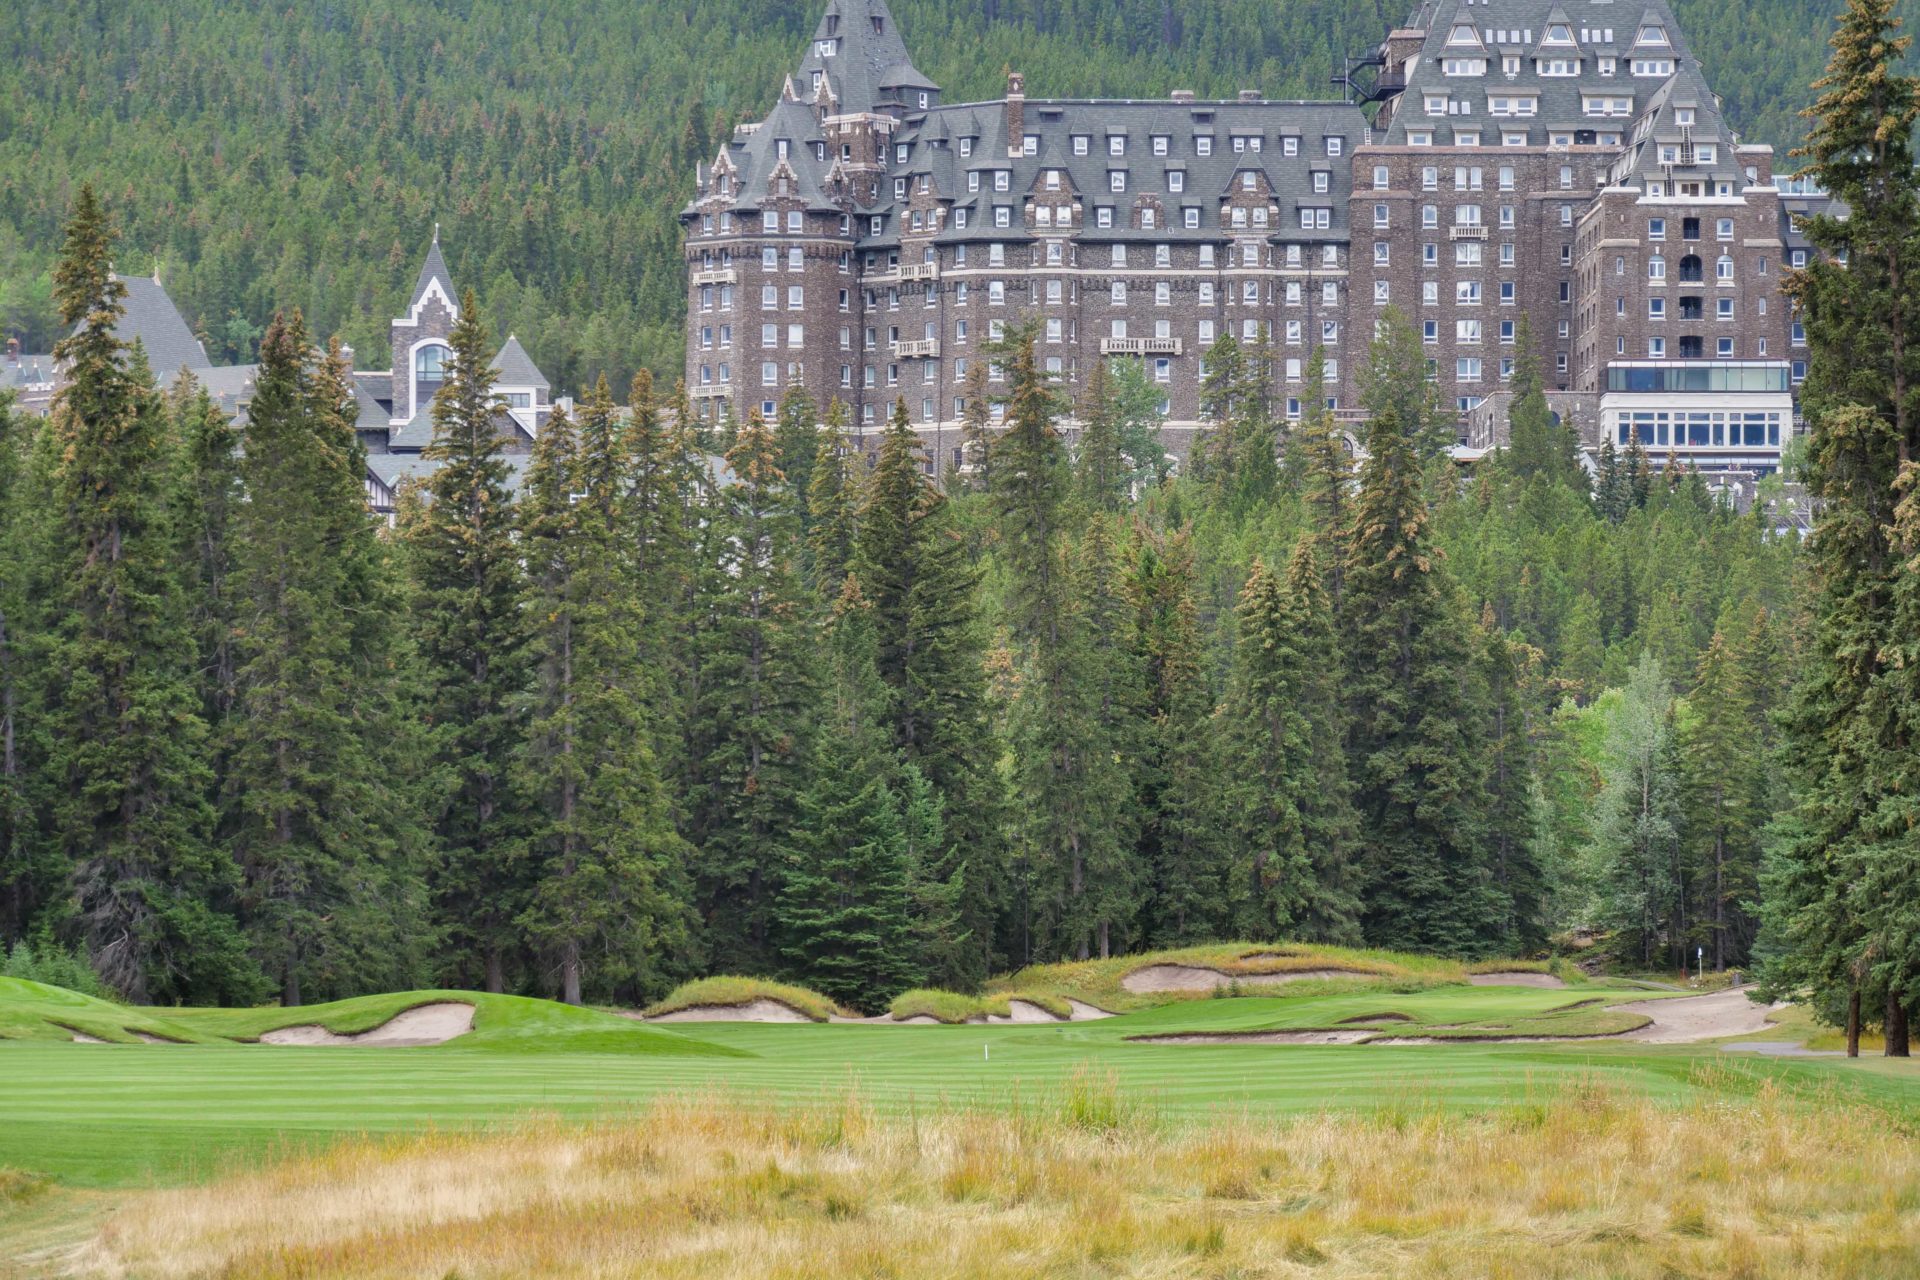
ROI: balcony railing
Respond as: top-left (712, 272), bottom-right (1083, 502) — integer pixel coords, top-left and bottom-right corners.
top-left (690, 268), bottom-right (737, 286)
top-left (894, 339), bottom-right (940, 358)
top-left (1099, 337), bottom-right (1184, 356)
top-left (897, 261), bottom-right (940, 282)
top-left (1448, 225), bottom-right (1488, 240)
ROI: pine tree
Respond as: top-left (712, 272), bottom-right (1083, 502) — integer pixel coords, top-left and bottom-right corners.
top-left (35, 188), bottom-right (255, 1003)
top-left (1587, 654), bottom-right (1686, 968)
top-left (1476, 610), bottom-right (1547, 952)
top-left (517, 384), bottom-right (691, 1005)
top-left (228, 313), bottom-right (424, 1004)
top-left (1595, 439), bottom-right (1632, 524)
top-left (403, 289), bottom-right (530, 992)
top-left (1128, 524), bottom-right (1228, 945)
top-left (1218, 557), bottom-right (1319, 940)
top-left (1074, 356), bottom-right (1128, 513)
top-left (1295, 346), bottom-right (1351, 609)
top-left (169, 375), bottom-right (242, 737)
top-left (1763, 0), bottom-right (1920, 1052)
top-left (957, 361), bottom-right (995, 492)
top-left (1503, 315), bottom-right (1585, 491)
top-left (1682, 630), bottom-right (1763, 969)
top-left (689, 409), bottom-right (817, 974)
top-left (0, 395), bottom-right (35, 944)
top-left (777, 587), bottom-right (922, 1012)
top-left (1345, 311), bottom-right (1503, 954)
top-left (854, 400), bottom-right (1001, 985)
top-left (806, 397), bottom-right (859, 593)
top-left (774, 384), bottom-right (820, 523)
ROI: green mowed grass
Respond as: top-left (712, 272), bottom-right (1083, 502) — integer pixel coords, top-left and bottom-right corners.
top-left (6, 981), bottom-right (1917, 1189)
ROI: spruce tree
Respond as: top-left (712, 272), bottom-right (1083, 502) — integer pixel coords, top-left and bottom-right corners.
top-left (774, 385), bottom-right (820, 523)
top-left (1075, 356), bottom-right (1128, 513)
top-left (854, 399), bottom-right (1002, 985)
top-left (1476, 611), bottom-right (1547, 952)
top-left (0, 394), bottom-right (34, 944)
top-left (777, 587), bottom-right (922, 1012)
top-left (517, 384), bottom-right (691, 1004)
top-left (1296, 347), bottom-right (1351, 609)
top-left (228, 314), bottom-right (424, 1004)
top-left (1345, 312), bottom-right (1503, 953)
top-left (689, 409), bottom-right (817, 973)
top-left (169, 375), bottom-right (242, 737)
top-left (957, 361), bottom-right (995, 492)
top-left (403, 289), bottom-right (530, 992)
top-left (1128, 524), bottom-right (1228, 945)
top-left (1683, 630), bottom-right (1763, 969)
top-left (806, 397), bottom-right (859, 593)
top-left (37, 187), bottom-right (254, 1003)
top-left (1587, 654), bottom-right (1686, 968)
top-left (1763, 0), bottom-right (1920, 1051)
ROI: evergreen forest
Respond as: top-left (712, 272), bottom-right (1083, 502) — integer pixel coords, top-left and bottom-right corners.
top-left (0, 0), bottom-right (1848, 393)
top-left (2, 0), bottom-right (1918, 1059)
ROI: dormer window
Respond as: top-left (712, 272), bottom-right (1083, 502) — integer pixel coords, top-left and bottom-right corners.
top-left (1447, 23), bottom-right (1481, 46)
top-left (871, 15), bottom-right (883, 34)
top-left (1636, 24), bottom-right (1669, 46)
top-left (1544, 24), bottom-right (1573, 44)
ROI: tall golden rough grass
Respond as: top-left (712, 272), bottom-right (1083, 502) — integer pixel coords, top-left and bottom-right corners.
top-left (73, 1079), bottom-right (1920, 1279)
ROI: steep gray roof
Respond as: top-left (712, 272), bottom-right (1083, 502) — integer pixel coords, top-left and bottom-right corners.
top-left (1609, 63), bottom-right (1744, 186)
top-left (1382, 0), bottom-right (1696, 148)
top-left (492, 335), bottom-right (549, 390)
top-left (732, 93), bottom-right (844, 212)
top-left (796, 0), bottom-right (935, 116)
top-left (408, 238), bottom-right (456, 311)
top-left (885, 97), bottom-right (1367, 248)
top-left (0, 352), bottom-right (55, 392)
top-left (114, 274), bottom-right (210, 381)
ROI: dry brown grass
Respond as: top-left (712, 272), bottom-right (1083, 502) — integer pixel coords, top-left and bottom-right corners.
top-left (69, 1079), bottom-right (1920, 1279)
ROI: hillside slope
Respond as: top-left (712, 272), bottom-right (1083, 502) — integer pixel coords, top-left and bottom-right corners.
top-left (0, 0), bottom-right (1840, 394)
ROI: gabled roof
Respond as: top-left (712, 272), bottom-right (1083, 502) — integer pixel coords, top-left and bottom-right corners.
top-left (492, 335), bottom-right (549, 390)
top-left (114, 274), bottom-right (210, 381)
top-left (407, 235), bottom-right (457, 313)
top-left (795, 0), bottom-right (936, 116)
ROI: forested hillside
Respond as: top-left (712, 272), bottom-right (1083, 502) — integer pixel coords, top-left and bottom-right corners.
top-left (0, 0), bottom-right (1842, 395)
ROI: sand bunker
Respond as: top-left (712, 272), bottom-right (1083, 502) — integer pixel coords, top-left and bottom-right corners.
top-left (1467, 972), bottom-right (1567, 988)
top-left (1064, 998), bottom-right (1115, 1020)
top-left (132, 1031), bottom-right (182, 1045)
top-left (649, 998), bottom-right (812, 1024)
top-left (1615, 988), bottom-right (1781, 1044)
top-left (258, 1002), bottom-right (475, 1046)
top-left (1119, 964), bottom-right (1369, 994)
top-left (986, 999), bottom-right (1062, 1024)
top-left (68, 1030), bottom-right (109, 1044)
top-left (1131, 1029), bottom-right (1377, 1046)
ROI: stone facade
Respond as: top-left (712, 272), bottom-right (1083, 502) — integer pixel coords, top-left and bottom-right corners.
top-left (683, 0), bottom-right (1817, 479)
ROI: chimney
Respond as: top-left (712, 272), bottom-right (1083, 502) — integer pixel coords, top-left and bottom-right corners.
top-left (1006, 71), bottom-right (1025, 156)
top-left (1170, 89), bottom-right (1195, 103)
top-left (1238, 89), bottom-right (1262, 102)
top-left (341, 344), bottom-right (355, 369)
top-left (6, 336), bottom-right (17, 364)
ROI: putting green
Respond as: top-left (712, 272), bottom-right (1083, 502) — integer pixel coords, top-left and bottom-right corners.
top-left (4, 981), bottom-right (1916, 1189)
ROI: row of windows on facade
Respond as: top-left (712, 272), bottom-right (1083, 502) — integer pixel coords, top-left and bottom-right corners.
top-left (1432, 53), bottom-right (1678, 79)
top-left (699, 312), bottom-right (1353, 352)
top-left (886, 131), bottom-right (1347, 168)
top-left (1614, 410), bottom-right (1783, 450)
top-left (1424, 92), bottom-right (1682, 124)
top-left (1395, 128), bottom-right (1723, 156)
top-left (695, 276), bottom-right (1351, 312)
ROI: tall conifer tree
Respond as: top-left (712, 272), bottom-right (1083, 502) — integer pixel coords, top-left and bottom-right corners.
top-left (35, 187), bottom-right (253, 1001)
top-left (404, 290), bottom-right (530, 992)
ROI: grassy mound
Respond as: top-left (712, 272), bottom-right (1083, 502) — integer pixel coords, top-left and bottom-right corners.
top-left (989, 943), bottom-right (1468, 1012)
top-left (0, 976), bottom-right (212, 1044)
top-left (1465, 957), bottom-right (1588, 983)
top-left (163, 990), bottom-right (744, 1057)
top-left (1112, 985), bottom-right (1657, 1041)
top-left (886, 989), bottom-right (1074, 1023)
top-left (642, 976), bottom-right (847, 1023)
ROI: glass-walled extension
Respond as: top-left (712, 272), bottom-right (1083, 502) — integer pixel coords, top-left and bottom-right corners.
top-left (1598, 361), bottom-right (1793, 476)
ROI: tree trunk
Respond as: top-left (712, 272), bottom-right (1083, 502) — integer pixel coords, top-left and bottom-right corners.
top-left (1886, 992), bottom-right (1910, 1058)
top-left (1097, 920), bottom-right (1110, 960)
top-left (485, 948), bottom-right (505, 995)
top-left (562, 940), bottom-right (583, 1006)
top-left (1846, 988), bottom-right (1861, 1058)
top-left (283, 964), bottom-right (301, 1008)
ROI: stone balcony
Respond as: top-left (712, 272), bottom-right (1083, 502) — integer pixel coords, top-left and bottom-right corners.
top-left (690, 268), bottom-right (737, 286)
top-left (1098, 337), bottom-right (1184, 356)
top-left (894, 339), bottom-right (941, 358)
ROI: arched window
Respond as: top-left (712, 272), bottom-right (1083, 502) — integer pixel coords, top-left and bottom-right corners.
top-left (415, 343), bottom-right (450, 383)
top-left (1715, 254), bottom-right (1734, 280)
top-left (1648, 254), bottom-right (1666, 280)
